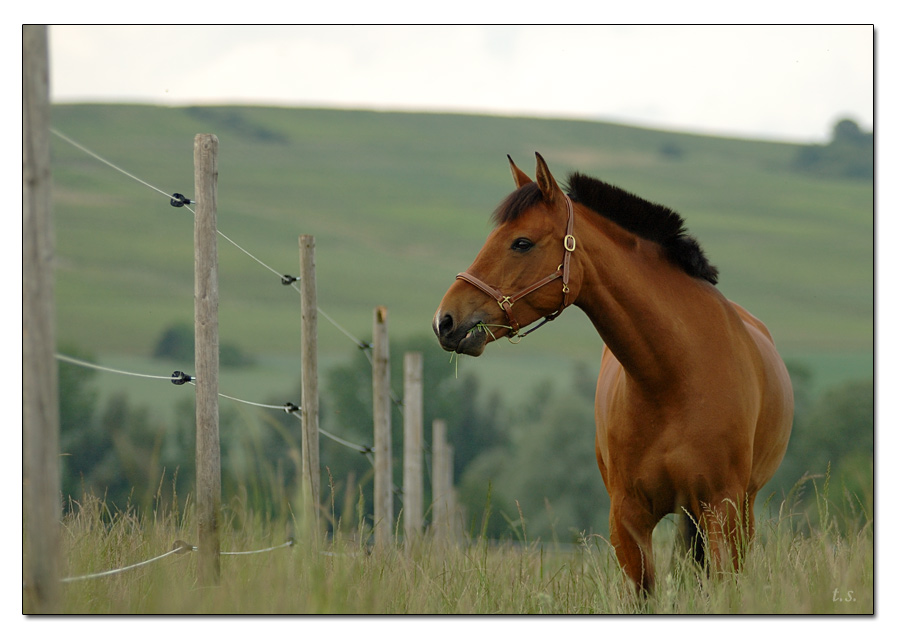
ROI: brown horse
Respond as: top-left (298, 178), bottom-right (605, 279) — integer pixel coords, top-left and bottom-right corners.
top-left (433, 153), bottom-right (793, 592)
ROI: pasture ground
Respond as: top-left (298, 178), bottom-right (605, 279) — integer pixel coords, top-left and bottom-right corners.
top-left (40, 480), bottom-right (872, 615)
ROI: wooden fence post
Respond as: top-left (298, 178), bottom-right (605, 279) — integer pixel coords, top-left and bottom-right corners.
top-left (194, 133), bottom-right (221, 584)
top-left (432, 419), bottom-right (449, 543)
top-left (445, 444), bottom-right (458, 544)
top-left (298, 235), bottom-right (321, 535)
top-left (23, 24), bottom-right (61, 613)
top-left (403, 352), bottom-right (424, 545)
top-left (372, 306), bottom-right (393, 550)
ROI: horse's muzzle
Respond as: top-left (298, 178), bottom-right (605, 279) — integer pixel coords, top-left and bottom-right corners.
top-left (433, 310), bottom-right (489, 356)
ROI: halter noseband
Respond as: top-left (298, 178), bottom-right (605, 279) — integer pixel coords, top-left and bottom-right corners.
top-left (456, 195), bottom-right (576, 341)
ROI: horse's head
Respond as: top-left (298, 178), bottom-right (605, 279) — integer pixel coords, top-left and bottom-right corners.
top-left (433, 153), bottom-right (579, 356)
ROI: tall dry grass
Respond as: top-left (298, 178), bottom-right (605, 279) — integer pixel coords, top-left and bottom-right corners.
top-left (43, 471), bottom-right (872, 615)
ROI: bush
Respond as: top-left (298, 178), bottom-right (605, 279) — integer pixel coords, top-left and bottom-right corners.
top-left (152, 322), bottom-right (194, 361)
top-left (799, 378), bottom-right (874, 476)
top-left (152, 321), bottom-right (256, 368)
top-left (792, 118), bottom-right (873, 180)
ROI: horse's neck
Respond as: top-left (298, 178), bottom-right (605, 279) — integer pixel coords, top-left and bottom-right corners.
top-left (574, 217), bottom-right (722, 392)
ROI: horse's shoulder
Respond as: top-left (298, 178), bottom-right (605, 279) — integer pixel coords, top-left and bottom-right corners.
top-left (727, 299), bottom-right (774, 343)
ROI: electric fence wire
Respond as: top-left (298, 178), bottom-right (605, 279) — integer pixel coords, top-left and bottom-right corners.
top-left (50, 128), bottom-right (371, 352)
top-left (55, 353), bottom-right (376, 458)
top-left (54, 353), bottom-right (176, 381)
top-left (39, 130), bottom-right (435, 587)
top-left (283, 407), bottom-right (371, 455)
top-left (59, 539), bottom-right (293, 583)
top-left (55, 353), bottom-right (288, 411)
top-left (287, 406), bottom-right (402, 497)
top-left (60, 544), bottom-right (187, 583)
top-left (50, 130), bottom-right (401, 481)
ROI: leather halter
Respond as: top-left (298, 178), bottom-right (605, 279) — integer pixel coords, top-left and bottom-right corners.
top-left (456, 195), bottom-right (576, 341)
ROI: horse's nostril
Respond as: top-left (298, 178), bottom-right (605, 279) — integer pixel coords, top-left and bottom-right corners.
top-left (438, 313), bottom-right (454, 338)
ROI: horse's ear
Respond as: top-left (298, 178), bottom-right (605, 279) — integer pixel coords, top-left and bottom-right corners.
top-left (507, 154), bottom-right (532, 188)
top-left (534, 152), bottom-right (562, 203)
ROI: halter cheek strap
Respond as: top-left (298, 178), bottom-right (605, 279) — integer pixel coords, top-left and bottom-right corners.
top-left (456, 195), bottom-right (576, 340)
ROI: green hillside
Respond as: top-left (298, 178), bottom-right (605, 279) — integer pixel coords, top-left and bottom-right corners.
top-left (49, 104), bottom-right (873, 403)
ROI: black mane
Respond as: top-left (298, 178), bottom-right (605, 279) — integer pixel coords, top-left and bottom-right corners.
top-left (492, 173), bottom-right (718, 285)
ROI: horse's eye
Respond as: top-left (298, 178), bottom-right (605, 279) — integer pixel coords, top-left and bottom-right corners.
top-left (511, 238), bottom-right (534, 252)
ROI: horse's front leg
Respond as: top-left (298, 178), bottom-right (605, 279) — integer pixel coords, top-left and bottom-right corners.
top-left (609, 497), bottom-right (657, 594)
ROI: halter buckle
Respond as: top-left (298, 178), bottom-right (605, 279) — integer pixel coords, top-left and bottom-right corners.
top-left (564, 234), bottom-right (576, 252)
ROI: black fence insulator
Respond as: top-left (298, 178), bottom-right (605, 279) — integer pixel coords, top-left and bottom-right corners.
top-left (170, 193), bottom-right (193, 207)
top-left (358, 341), bottom-right (372, 351)
top-left (172, 540), bottom-right (195, 554)
top-left (171, 371), bottom-right (193, 385)
top-left (360, 445), bottom-right (374, 456)
top-left (283, 402), bottom-right (300, 414)
top-left (281, 274), bottom-right (298, 285)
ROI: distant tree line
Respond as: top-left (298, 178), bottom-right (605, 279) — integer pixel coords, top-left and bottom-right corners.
top-left (58, 334), bottom-right (872, 540)
top-left (793, 118), bottom-right (873, 180)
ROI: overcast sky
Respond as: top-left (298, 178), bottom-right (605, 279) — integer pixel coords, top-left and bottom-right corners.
top-left (48, 24), bottom-right (873, 143)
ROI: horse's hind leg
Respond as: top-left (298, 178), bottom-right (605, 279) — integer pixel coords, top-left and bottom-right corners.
top-left (701, 495), bottom-right (753, 574)
top-left (678, 510), bottom-right (706, 568)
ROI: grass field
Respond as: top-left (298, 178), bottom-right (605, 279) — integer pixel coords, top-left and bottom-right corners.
top-left (42, 477), bottom-right (872, 615)
top-left (47, 104), bottom-right (873, 451)
top-left (50, 105), bottom-right (872, 367)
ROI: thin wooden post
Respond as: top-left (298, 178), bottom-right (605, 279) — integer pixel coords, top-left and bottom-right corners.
top-left (445, 444), bottom-right (457, 544)
top-left (431, 419), bottom-right (449, 543)
top-left (372, 306), bottom-right (393, 550)
top-left (23, 24), bottom-right (61, 613)
top-left (402, 352), bottom-right (424, 544)
top-left (194, 133), bottom-right (221, 584)
top-left (298, 235), bottom-right (320, 533)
